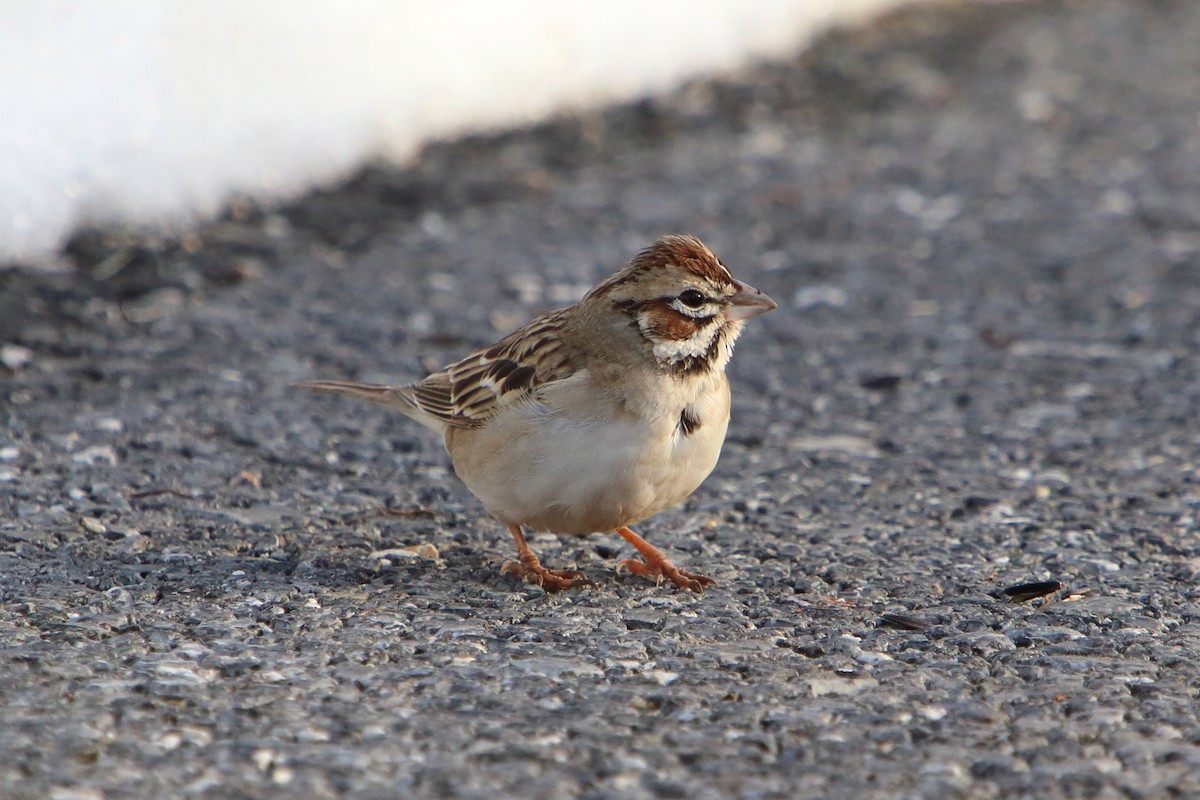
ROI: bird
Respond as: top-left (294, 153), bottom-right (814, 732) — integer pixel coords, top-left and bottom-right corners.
top-left (297, 234), bottom-right (776, 591)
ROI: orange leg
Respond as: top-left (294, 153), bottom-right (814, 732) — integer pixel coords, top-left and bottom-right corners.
top-left (614, 526), bottom-right (714, 592)
top-left (499, 524), bottom-right (589, 591)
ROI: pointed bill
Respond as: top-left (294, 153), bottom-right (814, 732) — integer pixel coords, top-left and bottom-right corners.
top-left (726, 280), bottom-right (777, 321)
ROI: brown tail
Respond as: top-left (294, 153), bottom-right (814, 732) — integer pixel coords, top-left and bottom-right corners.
top-left (295, 379), bottom-right (445, 433)
top-left (294, 379), bottom-right (397, 403)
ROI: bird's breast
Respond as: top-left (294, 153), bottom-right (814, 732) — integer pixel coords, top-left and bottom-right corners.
top-left (446, 370), bottom-right (731, 534)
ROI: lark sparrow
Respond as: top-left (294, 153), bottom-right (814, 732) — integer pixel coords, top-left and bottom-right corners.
top-left (298, 234), bottom-right (776, 591)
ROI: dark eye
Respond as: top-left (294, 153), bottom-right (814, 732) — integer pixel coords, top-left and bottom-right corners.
top-left (677, 289), bottom-right (707, 309)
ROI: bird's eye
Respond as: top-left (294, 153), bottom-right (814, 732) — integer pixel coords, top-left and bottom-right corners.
top-left (677, 289), bottom-right (707, 309)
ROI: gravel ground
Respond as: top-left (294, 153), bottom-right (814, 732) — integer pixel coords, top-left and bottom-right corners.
top-left (3, 1), bottom-right (1200, 798)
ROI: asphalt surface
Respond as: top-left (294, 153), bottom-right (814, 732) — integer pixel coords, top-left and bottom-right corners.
top-left (3, 1), bottom-right (1200, 798)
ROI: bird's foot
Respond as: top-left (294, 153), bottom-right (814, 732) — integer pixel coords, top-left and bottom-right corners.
top-left (502, 523), bottom-right (590, 591)
top-left (615, 557), bottom-right (714, 592)
top-left (613, 525), bottom-right (714, 592)
top-left (500, 558), bottom-right (589, 592)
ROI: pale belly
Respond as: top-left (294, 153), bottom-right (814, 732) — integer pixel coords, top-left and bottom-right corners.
top-left (446, 375), bottom-right (731, 535)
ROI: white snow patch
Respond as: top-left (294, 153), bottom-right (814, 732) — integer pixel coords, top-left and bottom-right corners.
top-left (1, 0), bottom-right (906, 262)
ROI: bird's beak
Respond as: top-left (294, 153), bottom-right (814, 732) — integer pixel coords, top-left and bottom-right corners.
top-left (726, 280), bottom-right (778, 320)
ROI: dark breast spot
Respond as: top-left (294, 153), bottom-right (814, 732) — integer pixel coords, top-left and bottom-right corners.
top-left (679, 405), bottom-right (701, 436)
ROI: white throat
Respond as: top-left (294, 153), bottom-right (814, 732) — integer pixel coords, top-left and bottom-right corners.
top-left (639, 316), bottom-right (742, 371)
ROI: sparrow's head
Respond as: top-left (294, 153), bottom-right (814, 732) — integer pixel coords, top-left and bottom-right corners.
top-left (588, 234), bottom-right (776, 374)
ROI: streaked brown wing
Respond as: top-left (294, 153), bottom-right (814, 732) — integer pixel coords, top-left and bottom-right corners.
top-left (409, 308), bottom-right (579, 428)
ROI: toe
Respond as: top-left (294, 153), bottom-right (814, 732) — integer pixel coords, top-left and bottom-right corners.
top-left (671, 569), bottom-right (716, 593)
